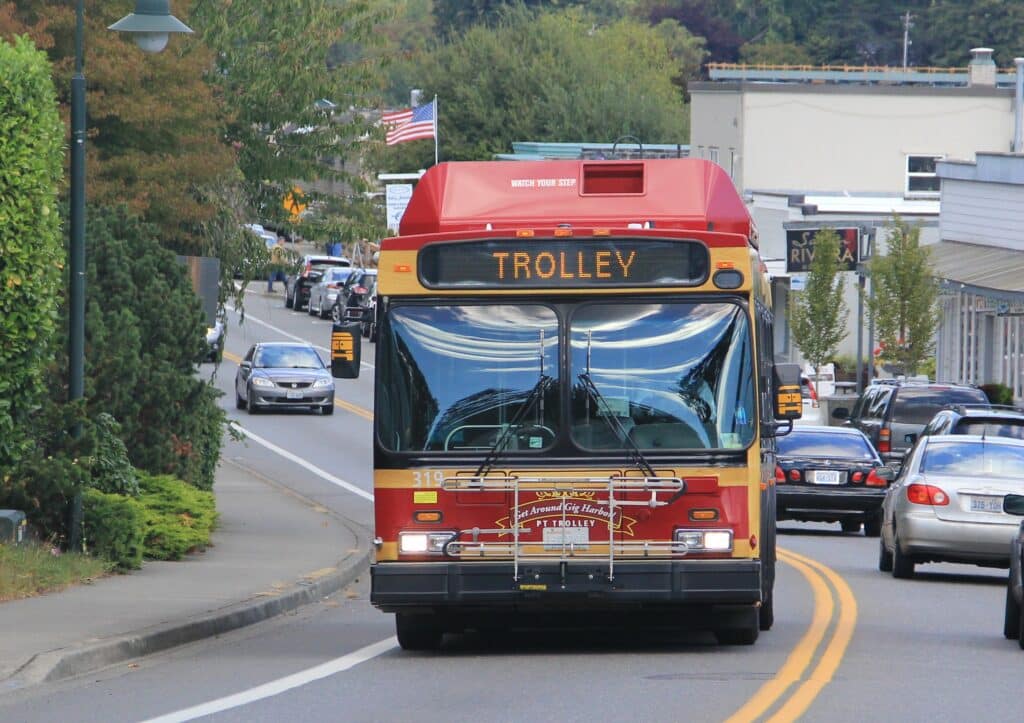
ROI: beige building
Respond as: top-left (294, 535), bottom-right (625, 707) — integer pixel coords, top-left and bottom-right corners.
top-left (690, 50), bottom-right (1024, 393)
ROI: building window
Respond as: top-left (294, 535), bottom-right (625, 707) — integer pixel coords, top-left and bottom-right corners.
top-left (709, 146), bottom-right (719, 164)
top-left (906, 154), bottom-right (943, 197)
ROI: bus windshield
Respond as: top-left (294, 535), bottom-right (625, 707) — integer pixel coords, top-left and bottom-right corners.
top-left (378, 300), bottom-right (756, 454)
top-left (378, 305), bottom-right (560, 452)
top-left (571, 302), bottom-right (755, 451)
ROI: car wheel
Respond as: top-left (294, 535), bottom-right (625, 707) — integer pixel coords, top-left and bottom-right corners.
top-left (395, 613), bottom-right (443, 651)
top-left (1018, 594), bottom-right (1024, 650)
top-left (863, 513), bottom-right (882, 538)
top-left (759, 586), bottom-right (774, 631)
top-left (840, 519), bottom-right (861, 534)
top-left (892, 532), bottom-right (915, 579)
top-left (715, 606), bottom-right (759, 646)
top-left (331, 303), bottom-right (341, 324)
top-left (308, 297), bottom-right (318, 316)
top-left (246, 389), bottom-right (261, 415)
top-left (321, 403), bottom-right (335, 416)
top-left (1004, 580), bottom-right (1021, 640)
top-left (362, 321), bottom-right (370, 338)
top-left (285, 289), bottom-right (294, 308)
top-left (369, 323), bottom-right (377, 343)
top-left (235, 390), bottom-right (246, 410)
top-left (878, 534), bottom-right (893, 572)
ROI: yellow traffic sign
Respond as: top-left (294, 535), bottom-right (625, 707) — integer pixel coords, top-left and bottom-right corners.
top-left (283, 187), bottom-right (306, 220)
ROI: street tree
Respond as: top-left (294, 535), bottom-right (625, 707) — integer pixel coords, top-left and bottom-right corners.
top-left (866, 216), bottom-right (940, 376)
top-left (788, 228), bottom-right (849, 380)
top-left (381, 6), bottom-right (696, 167)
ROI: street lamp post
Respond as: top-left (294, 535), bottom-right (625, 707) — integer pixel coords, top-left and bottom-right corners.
top-left (67, 0), bottom-right (192, 551)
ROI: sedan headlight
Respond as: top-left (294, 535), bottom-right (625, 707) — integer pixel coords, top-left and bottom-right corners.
top-left (673, 528), bottom-right (733, 552)
top-left (250, 376), bottom-right (275, 388)
top-left (312, 378), bottom-right (333, 389)
top-left (398, 531), bottom-right (457, 555)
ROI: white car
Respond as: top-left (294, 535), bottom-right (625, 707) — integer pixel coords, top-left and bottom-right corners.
top-left (796, 375), bottom-right (823, 426)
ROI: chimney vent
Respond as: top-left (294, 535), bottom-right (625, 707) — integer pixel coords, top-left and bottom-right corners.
top-left (968, 47), bottom-right (996, 87)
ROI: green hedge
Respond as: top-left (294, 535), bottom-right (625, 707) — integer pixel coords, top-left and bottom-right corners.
top-left (0, 36), bottom-right (64, 470)
top-left (83, 488), bottom-right (145, 571)
top-left (138, 473), bottom-right (217, 560)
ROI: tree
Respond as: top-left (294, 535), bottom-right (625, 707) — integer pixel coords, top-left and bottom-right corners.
top-left (788, 228), bottom-right (849, 378)
top-left (381, 6), bottom-right (694, 167)
top-left (0, 35), bottom-right (64, 471)
top-left (866, 216), bottom-right (940, 376)
top-left (1, 0), bottom-right (237, 254)
top-left (192, 0), bottom-right (389, 229)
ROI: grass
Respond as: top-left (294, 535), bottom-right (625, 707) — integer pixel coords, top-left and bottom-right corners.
top-left (0, 543), bottom-right (111, 602)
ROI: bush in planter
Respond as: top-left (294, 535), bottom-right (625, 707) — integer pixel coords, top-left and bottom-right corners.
top-left (980, 383), bottom-right (1014, 406)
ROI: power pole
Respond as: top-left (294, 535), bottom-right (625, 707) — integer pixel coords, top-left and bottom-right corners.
top-left (902, 11), bottom-right (913, 70)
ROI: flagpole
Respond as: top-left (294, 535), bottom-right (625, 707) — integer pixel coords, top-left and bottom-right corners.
top-left (433, 94), bottom-right (439, 166)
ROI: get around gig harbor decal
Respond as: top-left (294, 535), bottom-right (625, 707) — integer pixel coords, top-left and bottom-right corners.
top-left (495, 490), bottom-right (638, 546)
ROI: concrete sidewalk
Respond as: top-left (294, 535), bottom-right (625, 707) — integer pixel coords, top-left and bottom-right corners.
top-left (0, 460), bottom-right (371, 692)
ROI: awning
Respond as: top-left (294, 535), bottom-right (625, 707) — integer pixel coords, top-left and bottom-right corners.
top-left (928, 241), bottom-right (1024, 295)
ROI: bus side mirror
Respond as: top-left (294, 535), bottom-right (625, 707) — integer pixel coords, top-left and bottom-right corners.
top-left (331, 322), bottom-right (361, 379)
top-left (773, 363), bottom-right (802, 420)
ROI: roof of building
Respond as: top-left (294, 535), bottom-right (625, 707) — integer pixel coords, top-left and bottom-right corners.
top-left (704, 62), bottom-right (1018, 88)
top-left (929, 240), bottom-right (1024, 294)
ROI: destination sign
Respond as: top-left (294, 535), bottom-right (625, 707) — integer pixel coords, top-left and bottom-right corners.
top-left (419, 239), bottom-right (710, 289)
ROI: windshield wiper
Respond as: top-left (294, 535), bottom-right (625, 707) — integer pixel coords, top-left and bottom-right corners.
top-left (577, 372), bottom-right (656, 479)
top-left (474, 374), bottom-right (554, 478)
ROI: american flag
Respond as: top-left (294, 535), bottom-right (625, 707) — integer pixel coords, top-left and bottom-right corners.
top-left (384, 99), bottom-right (436, 146)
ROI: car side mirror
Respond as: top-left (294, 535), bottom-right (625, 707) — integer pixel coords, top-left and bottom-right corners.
top-left (1004, 494), bottom-right (1024, 516)
top-left (904, 433), bottom-right (918, 444)
top-left (331, 322), bottom-right (362, 379)
top-left (772, 363), bottom-right (802, 421)
top-left (832, 407), bottom-right (849, 420)
top-left (874, 466), bottom-right (896, 482)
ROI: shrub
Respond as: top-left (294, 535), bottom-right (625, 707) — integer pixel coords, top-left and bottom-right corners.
top-left (89, 413), bottom-right (139, 496)
top-left (0, 36), bottom-right (64, 471)
top-left (980, 383), bottom-right (1014, 406)
top-left (82, 488), bottom-right (146, 570)
top-left (138, 473), bottom-right (217, 560)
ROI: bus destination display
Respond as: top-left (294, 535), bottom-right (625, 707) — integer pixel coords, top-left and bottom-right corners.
top-left (419, 238), bottom-right (710, 289)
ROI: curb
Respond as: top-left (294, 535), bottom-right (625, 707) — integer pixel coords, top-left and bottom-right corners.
top-left (3, 460), bottom-right (374, 690)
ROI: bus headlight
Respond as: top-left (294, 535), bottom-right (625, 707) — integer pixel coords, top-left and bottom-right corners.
top-left (398, 531), bottom-right (457, 555)
top-left (674, 528), bottom-right (733, 552)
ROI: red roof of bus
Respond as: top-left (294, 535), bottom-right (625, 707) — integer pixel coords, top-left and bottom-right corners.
top-left (395, 159), bottom-right (754, 243)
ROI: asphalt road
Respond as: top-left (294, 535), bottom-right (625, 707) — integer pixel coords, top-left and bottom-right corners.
top-left (1, 286), bottom-right (1020, 723)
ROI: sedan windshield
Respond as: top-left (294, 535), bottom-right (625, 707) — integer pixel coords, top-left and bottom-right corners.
top-left (254, 346), bottom-right (323, 369)
top-left (378, 305), bottom-right (559, 452)
top-left (777, 431), bottom-right (877, 460)
top-left (570, 302), bottom-right (755, 451)
top-left (922, 441), bottom-right (1024, 478)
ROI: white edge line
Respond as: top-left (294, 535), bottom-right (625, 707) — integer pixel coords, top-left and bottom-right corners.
top-left (141, 637), bottom-right (397, 723)
top-left (235, 426), bottom-right (374, 502)
top-left (228, 295), bottom-right (376, 370)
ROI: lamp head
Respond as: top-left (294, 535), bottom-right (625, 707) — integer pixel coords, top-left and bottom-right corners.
top-left (108, 0), bottom-right (193, 54)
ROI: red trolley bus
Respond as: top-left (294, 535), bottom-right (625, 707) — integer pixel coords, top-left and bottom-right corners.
top-left (331, 159), bottom-right (801, 649)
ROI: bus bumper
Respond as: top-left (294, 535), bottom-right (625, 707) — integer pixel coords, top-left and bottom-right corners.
top-left (370, 559), bottom-right (761, 612)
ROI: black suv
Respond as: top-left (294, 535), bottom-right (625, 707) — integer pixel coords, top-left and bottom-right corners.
top-left (919, 404), bottom-right (1024, 441)
top-left (833, 380), bottom-right (989, 468)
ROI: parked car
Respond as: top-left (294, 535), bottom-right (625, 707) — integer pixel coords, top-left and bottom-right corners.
top-left (878, 435), bottom-right (1024, 578)
top-left (203, 314), bottom-right (225, 363)
top-left (234, 342), bottom-right (335, 415)
top-left (1003, 492), bottom-right (1024, 648)
top-left (775, 426), bottom-right (894, 535)
top-left (331, 268), bottom-right (377, 324)
top-left (285, 255), bottom-right (351, 310)
top-left (833, 380), bottom-right (990, 469)
top-left (918, 404), bottom-right (1024, 442)
top-left (307, 266), bottom-right (355, 319)
top-left (361, 277), bottom-right (378, 341)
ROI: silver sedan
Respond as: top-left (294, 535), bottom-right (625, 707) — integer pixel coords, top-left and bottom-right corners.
top-left (307, 267), bottom-right (354, 319)
top-left (234, 342), bottom-right (335, 415)
top-left (879, 435), bottom-right (1024, 578)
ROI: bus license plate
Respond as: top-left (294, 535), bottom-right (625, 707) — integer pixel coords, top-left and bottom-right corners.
top-left (970, 496), bottom-right (1003, 513)
top-left (543, 527), bottom-right (589, 550)
top-left (812, 470), bottom-right (841, 485)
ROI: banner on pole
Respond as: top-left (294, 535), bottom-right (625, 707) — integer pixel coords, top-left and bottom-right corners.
top-left (385, 183), bottom-right (414, 231)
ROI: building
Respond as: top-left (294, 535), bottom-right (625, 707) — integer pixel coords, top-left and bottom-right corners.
top-left (690, 50), bottom-right (1024, 391)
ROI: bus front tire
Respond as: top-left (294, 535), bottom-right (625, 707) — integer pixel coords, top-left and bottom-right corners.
top-left (715, 607), bottom-right (759, 645)
top-left (396, 613), bottom-right (443, 651)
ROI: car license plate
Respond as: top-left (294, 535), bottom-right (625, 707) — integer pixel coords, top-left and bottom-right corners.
top-left (286, 390), bottom-right (302, 400)
top-left (969, 496), bottom-right (1003, 513)
top-left (543, 527), bottom-right (589, 550)
top-left (812, 470), bottom-right (842, 485)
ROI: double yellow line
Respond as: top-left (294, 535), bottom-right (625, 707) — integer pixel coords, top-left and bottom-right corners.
top-left (725, 548), bottom-right (857, 723)
top-left (222, 351), bottom-right (374, 421)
